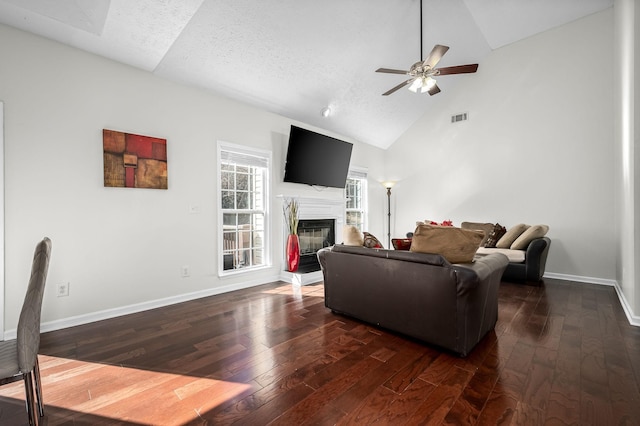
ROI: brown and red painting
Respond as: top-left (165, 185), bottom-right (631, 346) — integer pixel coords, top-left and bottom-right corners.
top-left (103, 129), bottom-right (168, 189)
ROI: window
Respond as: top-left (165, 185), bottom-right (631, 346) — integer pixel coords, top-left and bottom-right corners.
top-left (345, 169), bottom-right (368, 231)
top-left (218, 142), bottom-right (270, 274)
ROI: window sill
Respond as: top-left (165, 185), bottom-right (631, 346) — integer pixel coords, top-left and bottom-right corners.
top-left (218, 263), bottom-right (272, 278)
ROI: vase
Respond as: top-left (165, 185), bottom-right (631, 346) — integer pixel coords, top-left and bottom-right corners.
top-left (286, 234), bottom-right (300, 272)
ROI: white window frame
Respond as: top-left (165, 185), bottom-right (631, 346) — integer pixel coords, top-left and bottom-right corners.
top-left (345, 167), bottom-right (368, 231)
top-left (217, 141), bottom-right (271, 276)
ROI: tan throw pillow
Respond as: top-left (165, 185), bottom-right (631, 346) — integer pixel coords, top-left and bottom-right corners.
top-left (511, 224), bottom-right (549, 250)
top-left (409, 224), bottom-right (484, 264)
top-left (461, 221), bottom-right (495, 247)
top-left (343, 225), bottom-right (364, 246)
top-left (495, 224), bottom-right (530, 248)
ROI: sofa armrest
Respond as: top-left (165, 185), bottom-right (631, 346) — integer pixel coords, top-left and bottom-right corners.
top-left (462, 252), bottom-right (509, 283)
top-left (503, 237), bottom-right (551, 282)
top-left (524, 237), bottom-right (551, 281)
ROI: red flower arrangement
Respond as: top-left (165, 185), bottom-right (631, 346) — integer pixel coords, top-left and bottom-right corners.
top-left (429, 220), bottom-right (454, 226)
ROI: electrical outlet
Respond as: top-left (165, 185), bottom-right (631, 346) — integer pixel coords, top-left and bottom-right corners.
top-left (181, 265), bottom-right (190, 278)
top-left (57, 282), bottom-right (70, 297)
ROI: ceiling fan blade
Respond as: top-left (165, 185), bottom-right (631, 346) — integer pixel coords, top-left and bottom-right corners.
top-left (428, 84), bottom-right (441, 96)
top-left (382, 79), bottom-right (414, 96)
top-left (376, 67), bottom-right (409, 75)
top-left (423, 44), bottom-right (449, 69)
top-left (436, 64), bottom-right (479, 75)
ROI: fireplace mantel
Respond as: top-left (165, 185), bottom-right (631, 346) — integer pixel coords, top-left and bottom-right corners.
top-left (278, 195), bottom-right (345, 222)
top-left (278, 195), bottom-right (345, 285)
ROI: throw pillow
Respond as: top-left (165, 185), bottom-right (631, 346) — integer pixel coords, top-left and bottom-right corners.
top-left (363, 232), bottom-right (383, 248)
top-left (409, 224), bottom-right (484, 263)
top-left (511, 224), bottom-right (549, 250)
top-left (495, 223), bottom-right (530, 248)
top-left (461, 221), bottom-right (495, 247)
top-left (343, 225), bottom-right (364, 246)
top-left (391, 238), bottom-right (412, 251)
top-left (484, 223), bottom-right (507, 248)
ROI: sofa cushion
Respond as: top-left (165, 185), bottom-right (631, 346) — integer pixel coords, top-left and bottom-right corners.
top-left (363, 232), bottom-right (383, 248)
top-left (343, 225), bottom-right (364, 246)
top-left (410, 224), bottom-right (484, 264)
top-left (495, 224), bottom-right (529, 248)
top-left (461, 221), bottom-right (495, 246)
top-left (484, 223), bottom-right (507, 248)
top-left (476, 247), bottom-right (526, 263)
top-left (511, 224), bottom-right (549, 250)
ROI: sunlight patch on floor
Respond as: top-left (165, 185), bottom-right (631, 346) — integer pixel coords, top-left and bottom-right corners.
top-left (0, 355), bottom-right (253, 424)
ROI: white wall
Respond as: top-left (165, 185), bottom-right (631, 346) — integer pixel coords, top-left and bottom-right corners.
top-left (635, 1), bottom-right (640, 315)
top-left (0, 24), bottom-right (386, 331)
top-left (386, 10), bottom-right (616, 281)
top-left (614, 0), bottom-right (640, 318)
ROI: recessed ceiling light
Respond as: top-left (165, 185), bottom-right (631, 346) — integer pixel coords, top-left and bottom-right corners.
top-left (321, 107), bottom-right (332, 118)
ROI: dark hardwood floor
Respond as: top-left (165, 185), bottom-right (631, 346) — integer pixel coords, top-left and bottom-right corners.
top-left (1, 278), bottom-right (639, 425)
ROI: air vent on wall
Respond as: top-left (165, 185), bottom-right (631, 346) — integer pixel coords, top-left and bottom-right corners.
top-left (451, 112), bottom-right (468, 123)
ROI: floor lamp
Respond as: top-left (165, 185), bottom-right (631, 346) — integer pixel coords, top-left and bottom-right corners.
top-left (382, 181), bottom-right (396, 249)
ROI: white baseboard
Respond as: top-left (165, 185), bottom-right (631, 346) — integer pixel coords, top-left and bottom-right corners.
top-left (544, 272), bottom-right (639, 326)
top-left (4, 274), bottom-right (281, 341)
top-left (612, 282), bottom-right (640, 326)
top-left (543, 272), bottom-right (617, 286)
top-left (280, 270), bottom-right (323, 286)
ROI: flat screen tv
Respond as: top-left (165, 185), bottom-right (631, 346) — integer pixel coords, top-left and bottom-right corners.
top-left (283, 125), bottom-right (353, 188)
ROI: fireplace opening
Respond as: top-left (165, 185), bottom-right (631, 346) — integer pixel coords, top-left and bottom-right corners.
top-left (296, 219), bottom-right (335, 273)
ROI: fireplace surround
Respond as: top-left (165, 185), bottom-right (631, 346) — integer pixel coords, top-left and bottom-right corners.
top-left (280, 196), bottom-right (345, 285)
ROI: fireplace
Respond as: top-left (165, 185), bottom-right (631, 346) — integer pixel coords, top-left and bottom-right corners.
top-left (279, 196), bottom-right (344, 285)
top-left (296, 219), bottom-right (335, 273)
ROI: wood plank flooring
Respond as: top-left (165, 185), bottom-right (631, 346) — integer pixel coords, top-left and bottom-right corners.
top-left (1, 278), bottom-right (639, 425)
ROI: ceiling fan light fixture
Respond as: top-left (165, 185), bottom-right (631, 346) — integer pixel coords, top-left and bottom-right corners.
top-left (424, 76), bottom-right (436, 89)
top-left (408, 76), bottom-right (436, 93)
top-left (408, 78), bottom-right (422, 93)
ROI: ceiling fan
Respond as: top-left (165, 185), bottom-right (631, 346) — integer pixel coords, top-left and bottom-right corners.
top-left (375, 0), bottom-right (479, 96)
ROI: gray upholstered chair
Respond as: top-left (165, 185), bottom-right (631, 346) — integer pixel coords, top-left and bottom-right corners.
top-left (0, 237), bottom-right (52, 426)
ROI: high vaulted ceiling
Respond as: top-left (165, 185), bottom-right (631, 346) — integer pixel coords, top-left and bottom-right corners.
top-left (0, 0), bottom-right (613, 149)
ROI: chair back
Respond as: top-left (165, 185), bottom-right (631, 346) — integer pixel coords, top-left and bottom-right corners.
top-left (16, 237), bottom-right (52, 373)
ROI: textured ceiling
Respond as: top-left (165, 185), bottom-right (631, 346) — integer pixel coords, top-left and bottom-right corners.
top-left (0, 0), bottom-right (613, 149)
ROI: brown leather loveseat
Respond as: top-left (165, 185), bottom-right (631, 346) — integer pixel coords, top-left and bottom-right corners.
top-left (317, 245), bottom-right (509, 357)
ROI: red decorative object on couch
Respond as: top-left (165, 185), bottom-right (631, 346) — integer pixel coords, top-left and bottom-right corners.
top-left (429, 220), bottom-right (453, 226)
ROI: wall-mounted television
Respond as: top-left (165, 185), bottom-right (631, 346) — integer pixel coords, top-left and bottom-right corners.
top-left (283, 125), bottom-right (353, 189)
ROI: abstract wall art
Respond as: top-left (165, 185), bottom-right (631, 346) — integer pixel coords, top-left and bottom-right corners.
top-left (103, 129), bottom-right (168, 189)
